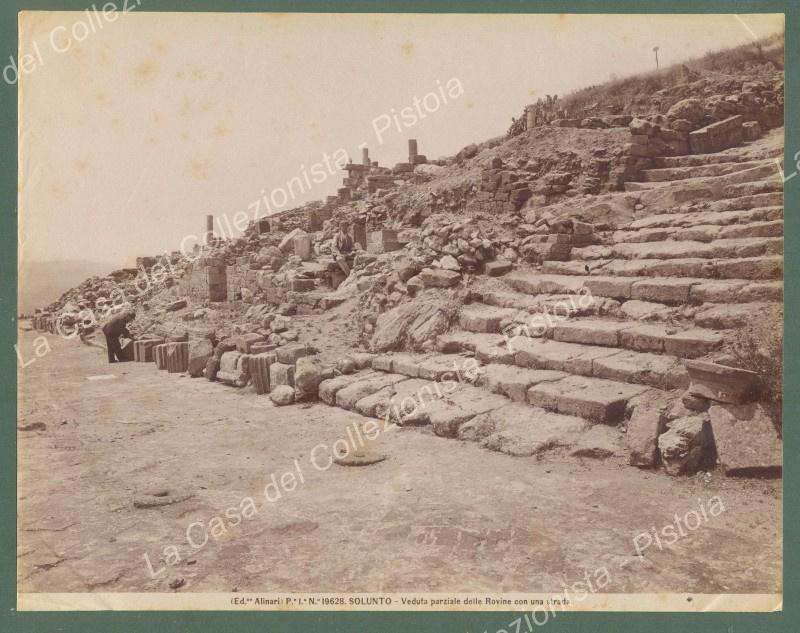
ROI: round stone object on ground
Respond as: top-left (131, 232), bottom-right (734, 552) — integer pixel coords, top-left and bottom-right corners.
top-left (270, 385), bottom-right (295, 406)
top-left (334, 450), bottom-right (388, 467)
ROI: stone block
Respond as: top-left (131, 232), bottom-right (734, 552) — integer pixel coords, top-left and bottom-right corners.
top-left (269, 362), bottom-right (295, 388)
top-left (658, 415), bottom-right (714, 476)
top-left (217, 351), bottom-right (250, 387)
top-left (631, 278), bottom-right (695, 304)
top-left (527, 375), bottom-right (647, 424)
top-left (485, 260), bottom-right (513, 276)
top-left (372, 356), bottom-right (394, 372)
top-left (275, 343), bottom-right (311, 365)
top-left (294, 356), bottom-right (323, 401)
top-left (685, 360), bottom-right (760, 404)
top-left (709, 403), bottom-right (781, 477)
top-left (290, 278), bottom-right (315, 292)
top-left (419, 268), bottom-right (461, 288)
top-left (187, 339), bottom-right (214, 377)
top-left (367, 229), bottom-right (402, 254)
top-left (293, 234), bottom-right (313, 261)
top-left (627, 402), bottom-right (668, 468)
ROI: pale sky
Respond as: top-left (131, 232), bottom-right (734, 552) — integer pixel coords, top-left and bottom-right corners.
top-left (18, 12), bottom-right (783, 266)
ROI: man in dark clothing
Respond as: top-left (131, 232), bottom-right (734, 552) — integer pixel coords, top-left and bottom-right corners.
top-left (332, 221), bottom-right (355, 276)
top-left (102, 309), bottom-right (135, 363)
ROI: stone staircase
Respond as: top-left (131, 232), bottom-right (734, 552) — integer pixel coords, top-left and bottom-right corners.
top-left (314, 129), bottom-right (783, 462)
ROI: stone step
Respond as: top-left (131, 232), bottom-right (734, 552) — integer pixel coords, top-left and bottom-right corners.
top-left (543, 255), bottom-right (783, 281)
top-left (651, 143), bottom-right (782, 168)
top-left (363, 352), bottom-right (665, 426)
top-left (470, 288), bottom-right (599, 316)
top-left (638, 159), bottom-right (773, 183)
top-left (621, 208), bottom-right (783, 232)
top-left (526, 375), bottom-right (649, 424)
top-left (504, 271), bottom-right (781, 304)
top-left (509, 336), bottom-right (689, 389)
top-left (573, 236), bottom-right (782, 261)
top-left (458, 304), bottom-right (520, 334)
top-left (317, 366), bottom-right (629, 456)
top-left (612, 219), bottom-right (783, 244)
top-left (548, 318), bottom-right (725, 359)
top-left (703, 191), bottom-right (783, 213)
top-left (624, 162), bottom-right (782, 193)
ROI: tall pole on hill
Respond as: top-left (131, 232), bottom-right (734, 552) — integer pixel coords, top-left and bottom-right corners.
top-left (653, 46), bottom-right (660, 70)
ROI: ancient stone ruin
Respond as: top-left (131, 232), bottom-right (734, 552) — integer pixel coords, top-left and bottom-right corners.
top-left (32, 53), bottom-right (784, 480)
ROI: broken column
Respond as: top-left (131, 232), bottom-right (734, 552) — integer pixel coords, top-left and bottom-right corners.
top-left (408, 139), bottom-right (418, 163)
top-left (526, 106), bottom-right (535, 130)
top-left (362, 146), bottom-right (370, 166)
top-left (205, 215), bottom-right (214, 244)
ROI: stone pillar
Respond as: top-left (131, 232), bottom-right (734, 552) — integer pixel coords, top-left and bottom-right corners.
top-left (526, 106), bottom-right (535, 130)
top-left (362, 146), bottom-right (370, 166)
top-left (205, 215), bottom-right (214, 244)
top-left (408, 139), bottom-right (418, 163)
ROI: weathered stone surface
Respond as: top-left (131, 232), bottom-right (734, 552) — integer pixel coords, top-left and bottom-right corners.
top-left (685, 360), bottom-right (760, 404)
top-left (631, 278), bottom-right (696, 304)
top-left (371, 355), bottom-right (394, 372)
top-left (391, 354), bottom-right (421, 377)
top-left (217, 351), bottom-right (250, 387)
top-left (513, 338), bottom-right (619, 375)
top-left (165, 299), bottom-right (187, 312)
top-left (551, 320), bottom-right (628, 347)
top-left (269, 362), bottom-right (295, 389)
top-left (474, 340), bottom-right (517, 365)
top-left (418, 355), bottom-right (478, 382)
top-left (663, 329), bottom-right (723, 359)
top-left (571, 425), bottom-right (622, 459)
top-left (337, 357), bottom-right (357, 374)
top-left (335, 373), bottom-right (406, 410)
top-left (270, 385), bottom-right (295, 406)
top-left (459, 305), bottom-right (518, 334)
top-left (658, 415), bottom-right (713, 476)
top-left (460, 403), bottom-right (587, 456)
top-left (627, 401), bottom-right (669, 468)
top-left (709, 403), bottom-right (781, 477)
top-left (583, 276), bottom-right (635, 299)
top-left (376, 378), bottom-right (444, 422)
top-left (350, 352), bottom-right (377, 369)
top-left (476, 364), bottom-right (566, 402)
top-left (236, 332), bottom-right (264, 353)
top-left (485, 260), bottom-right (513, 276)
top-left (593, 350), bottom-right (688, 389)
top-left (370, 298), bottom-right (453, 352)
top-left (418, 268), bottom-right (461, 288)
top-left (619, 324), bottom-right (667, 353)
top-left (275, 343), bottom-right (311, 365)
top-left (318, 371), bottom-right (377, 405)
top-left (187, 339), bottom-right (214, 377)
top-left (353, 386), bottom-right (395, 418)
top-left (528, 375), bottom-right (648, 424)
top-left (294, 356), bottom-right (322, 401)
top-left (426, 386), bottom-right (508, 437)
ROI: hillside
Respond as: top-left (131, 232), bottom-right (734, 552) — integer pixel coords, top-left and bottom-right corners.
top-left (29, 33), bottom-right (784, 480)
top-left (18, 259), bottom-right (117, 315)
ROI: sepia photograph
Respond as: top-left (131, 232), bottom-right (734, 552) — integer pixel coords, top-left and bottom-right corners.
top-left (15, 10), bottom-right (784, 613)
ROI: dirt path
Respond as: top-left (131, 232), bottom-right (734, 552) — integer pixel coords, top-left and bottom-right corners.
top-left (17, 329), bottom-right (781, 595)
